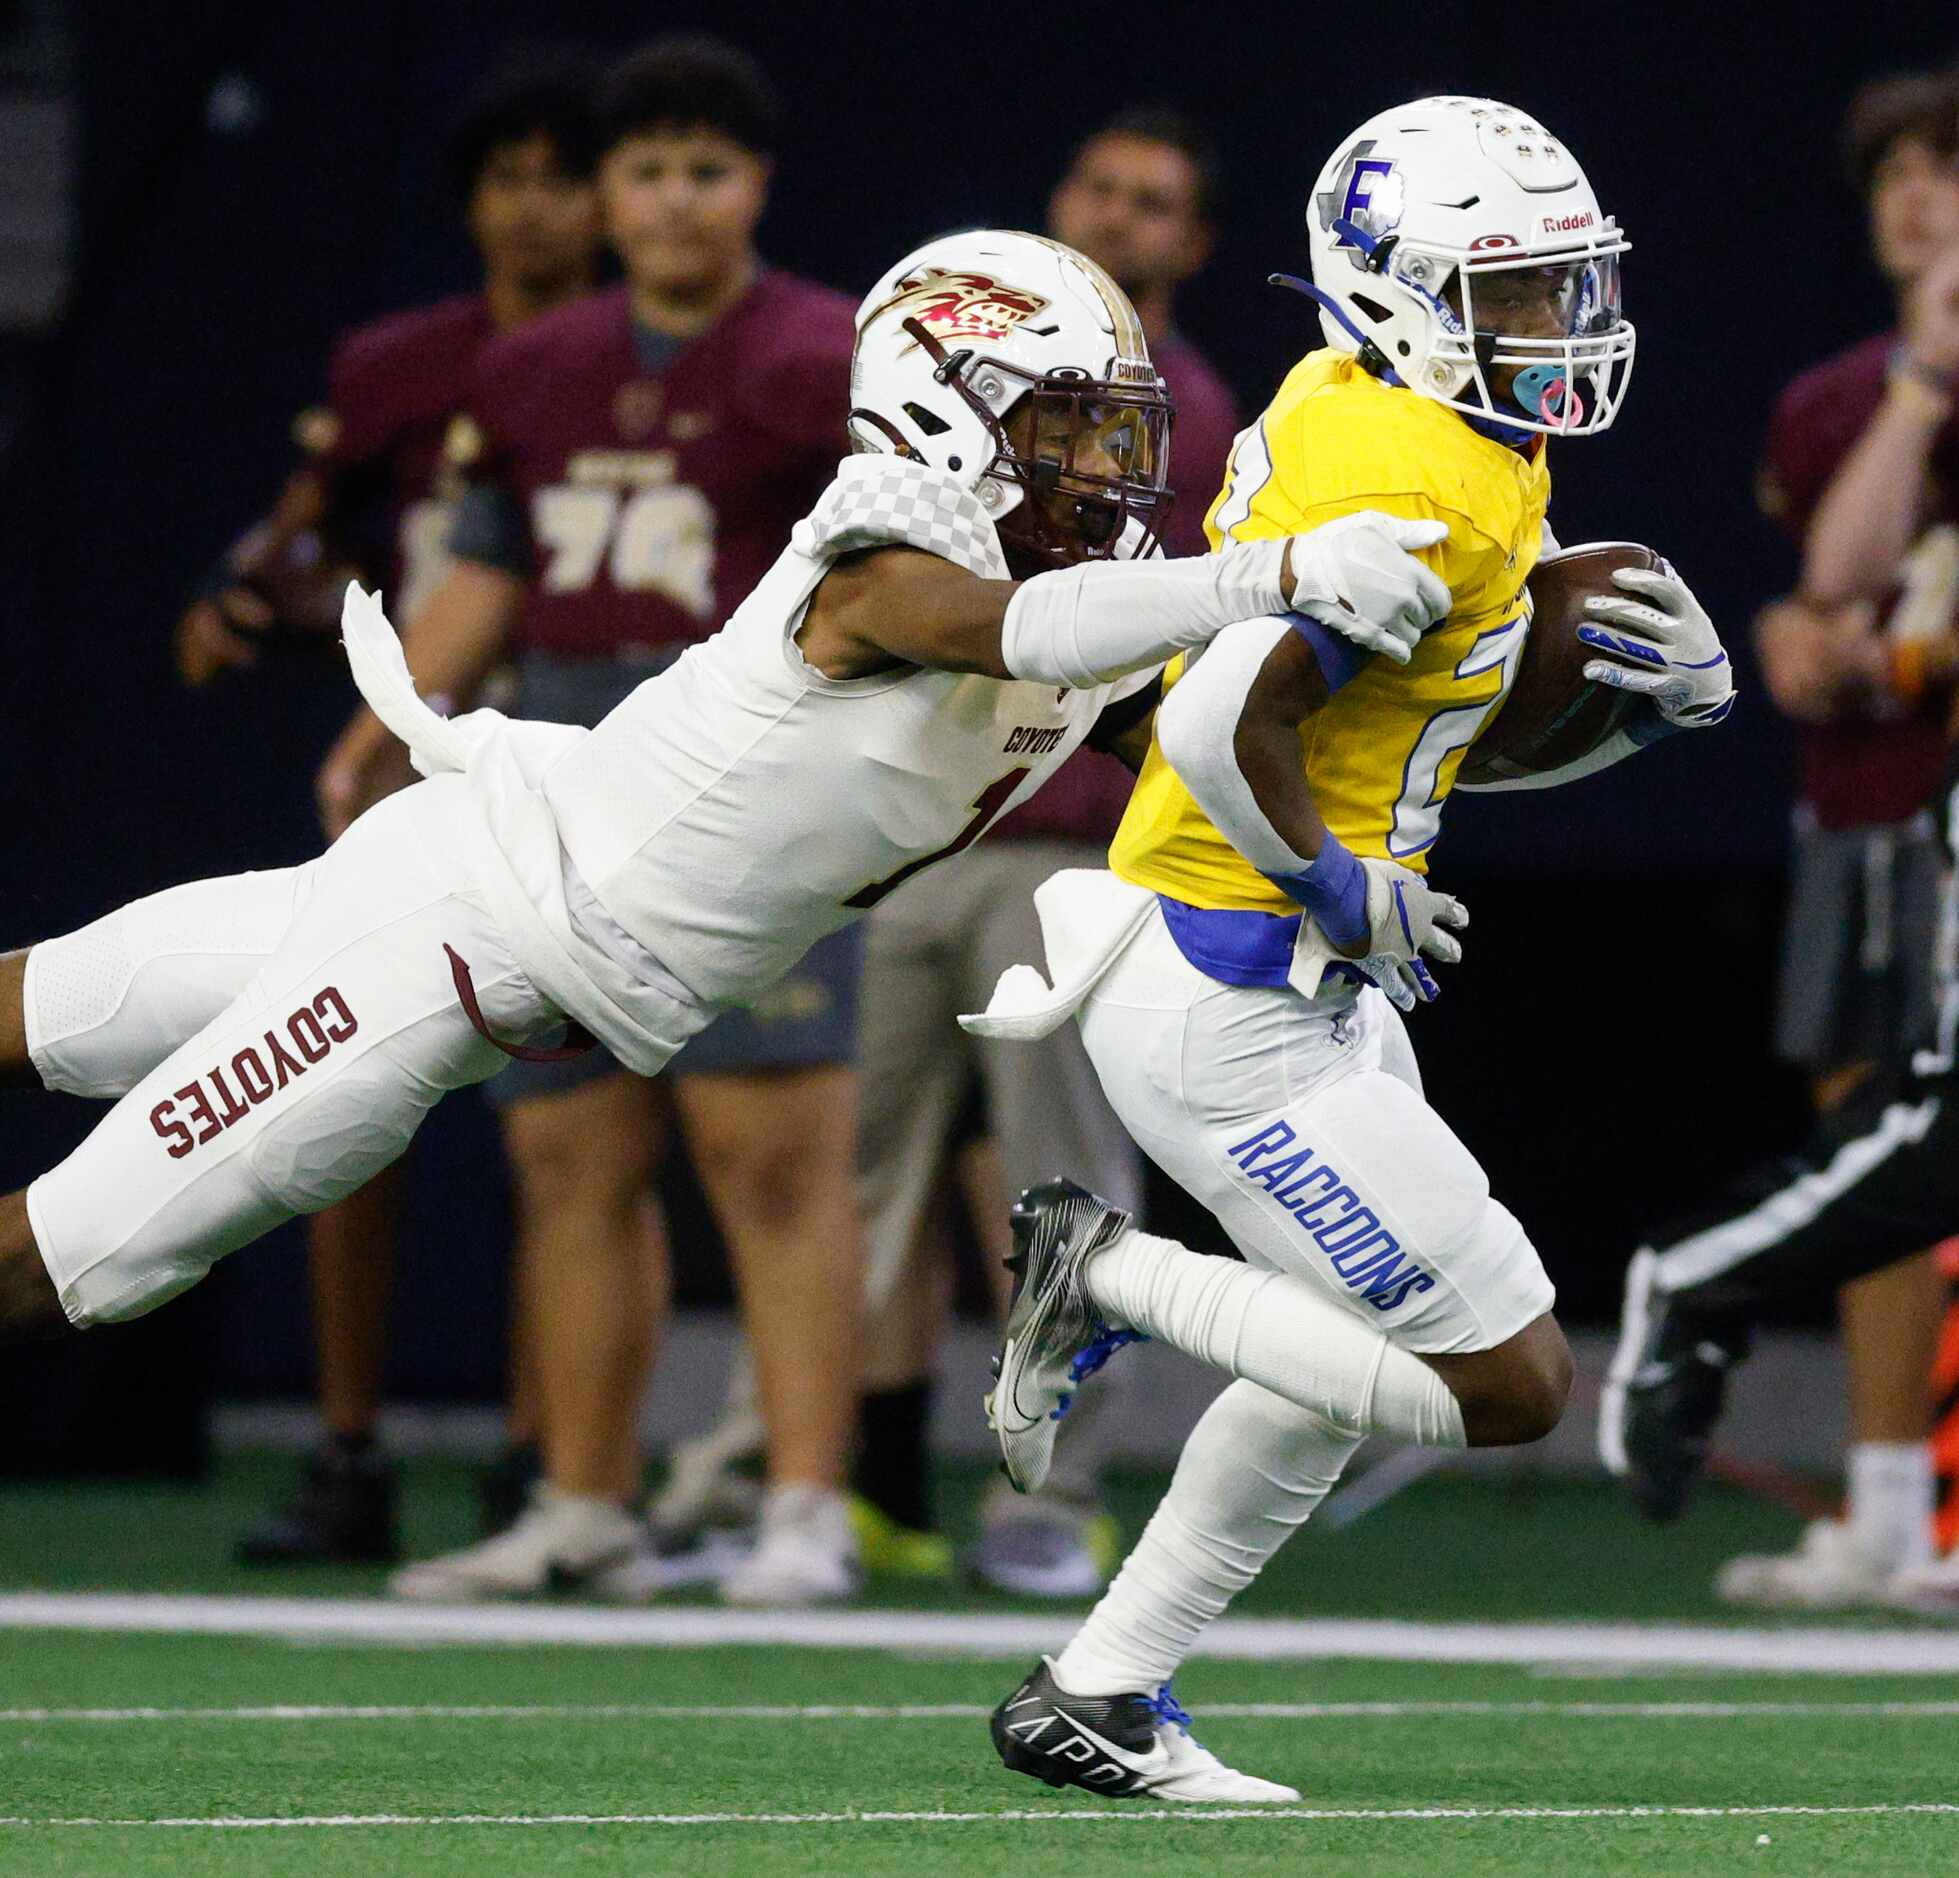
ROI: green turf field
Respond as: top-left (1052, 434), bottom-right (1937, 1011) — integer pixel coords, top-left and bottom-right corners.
top-left (2, 1453), bottom-right (1956, 1875)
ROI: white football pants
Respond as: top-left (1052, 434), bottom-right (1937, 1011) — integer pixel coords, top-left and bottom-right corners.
top-left (1048, 897), bottom-right (1553, 1696)
top-left (22, 778), bottom-right (557, 1327)
top-left (1076, 904), bottom-right (1553, 1356)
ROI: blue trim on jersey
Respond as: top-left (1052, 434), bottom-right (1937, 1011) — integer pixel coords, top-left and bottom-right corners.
top-left (1288, 611), bottom-right (1368, 691)
top-left (1462, 409), bottom-right (1542, 450)
top-left (1157, 896), bottom-right (1301, 987)
top-left (1385, 616), bottom-right (1528, 860)
top-left (1158, 895), bottom-right (1376, 995)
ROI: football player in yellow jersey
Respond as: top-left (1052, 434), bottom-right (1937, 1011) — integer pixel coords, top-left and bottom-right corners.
top-left (971, 98), bottom-right (1735, 1803)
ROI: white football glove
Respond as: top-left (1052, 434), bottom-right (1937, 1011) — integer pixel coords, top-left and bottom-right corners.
top-left (1284, 514), bottom-right (1453, 668)
top-left (1577, 563), bottom-right (1735, 729)
top-left (1291, 855), bottom-right (1469, 1012)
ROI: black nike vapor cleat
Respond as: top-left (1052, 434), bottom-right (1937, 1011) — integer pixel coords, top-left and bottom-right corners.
top-left (990, 1656), bottom-right (1298, 1803)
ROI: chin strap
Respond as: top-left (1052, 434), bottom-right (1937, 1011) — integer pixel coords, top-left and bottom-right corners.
top-left (1461, 409), bottom-right (1543, 450)
top-left (1268, 272), bottom-right (1407, 388)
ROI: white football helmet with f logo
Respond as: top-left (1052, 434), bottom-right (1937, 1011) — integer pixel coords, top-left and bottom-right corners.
top-left (848, 230), bottom-right (1174, 565)
top-left (1300, 96), bottom-right (1635, 438)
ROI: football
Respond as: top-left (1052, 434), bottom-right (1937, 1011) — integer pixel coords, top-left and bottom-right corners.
top-left (1456, 541), bottom-right (1663, 786)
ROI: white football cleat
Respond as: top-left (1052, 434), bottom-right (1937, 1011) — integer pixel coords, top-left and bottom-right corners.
top-left (1881, 1551), bottom-right (1959, 1617)
top-left (1713, 1518), bottom-right (1897, 1610)
top-left (987, 1180), bottom-right (1145, 1495)
top-left (718, 1484), bottom-right (861, 1607)
top-left (991, 1657), bottom-right (1298, 1803)
top-left (591, 1527), bottom-right (754, 1602)
top-left (388, 1483), bottom-right (642, 1602)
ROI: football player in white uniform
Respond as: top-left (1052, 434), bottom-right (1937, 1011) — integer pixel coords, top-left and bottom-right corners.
top-left (0, 233), bottom-right (1444, 1454)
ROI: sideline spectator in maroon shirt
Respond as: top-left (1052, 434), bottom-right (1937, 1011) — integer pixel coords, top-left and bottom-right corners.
top-left (323, 36), bottom-right (870, 1610)
top-left (1757, 71), bottom-right (1959, 1088)
top-left (1729, 66), bottom-right (1959, 1612)
top-left (179, 61), bottom-right (604, 1571)
top-left (175, 63), bottom-right (601, 687)
top-left (651, 109), bottom-right (1243, 1601)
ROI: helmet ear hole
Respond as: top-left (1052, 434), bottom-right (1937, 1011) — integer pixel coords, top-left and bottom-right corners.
top-left (902, 401), bottom-right (952, 437)
top-left (1350, 292), bottom-right (1394, 327)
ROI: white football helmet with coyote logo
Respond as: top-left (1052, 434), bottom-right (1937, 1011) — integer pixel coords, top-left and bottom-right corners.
top-left (1301, 96), bottom-right (1636, 437)
top-left (848, 230), bottom-right (1174, 563)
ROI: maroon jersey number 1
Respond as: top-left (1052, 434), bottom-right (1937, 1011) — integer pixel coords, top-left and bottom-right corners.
top-left (844, 769), bottom-right (1031, 910)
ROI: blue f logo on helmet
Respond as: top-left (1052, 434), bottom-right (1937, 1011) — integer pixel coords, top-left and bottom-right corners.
top-left (1333, 150), bottom-right (1403, 249)
top-left (1296, 96), bottom-right (1636, 440)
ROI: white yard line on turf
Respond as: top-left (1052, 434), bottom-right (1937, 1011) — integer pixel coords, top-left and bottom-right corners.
top-left (6, 1700), bottom-right (1959, 1724)
top-left (5, 1594), bottom-right (1959, 1675)
top-left (0, 1804), bottom-right (1956, 1829)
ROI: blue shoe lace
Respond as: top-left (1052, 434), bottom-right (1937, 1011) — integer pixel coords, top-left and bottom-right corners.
top-left (1143, 1683), bottom-right (1193, 1735)
top-left (1048, 1324), bottom-right (1150, 1421)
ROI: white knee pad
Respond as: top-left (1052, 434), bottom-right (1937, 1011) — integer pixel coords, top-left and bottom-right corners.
top-left (26, 867), bottom-right (310, 1098)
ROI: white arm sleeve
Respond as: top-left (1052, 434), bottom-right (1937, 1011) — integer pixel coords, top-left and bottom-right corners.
top-left (1152, 617), bottom-right (1314, 875)
top-left (998, 537), bottom-right (1289, 688)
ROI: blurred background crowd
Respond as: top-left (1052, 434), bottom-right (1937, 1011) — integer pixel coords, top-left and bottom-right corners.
top-left (3, 1), bottom-right (1958, 1617)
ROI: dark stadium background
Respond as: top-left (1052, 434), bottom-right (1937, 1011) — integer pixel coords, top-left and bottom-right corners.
top-left (3, 0), bottom-right (1953, 1455)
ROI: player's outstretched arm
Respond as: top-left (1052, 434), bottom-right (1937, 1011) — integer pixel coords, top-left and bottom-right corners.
top-left (1155, 617), bottom-right (1467, 1011)
top-left (1803, 248), bottom-right (1959, 608)
top-left (795, 514), bottom-right (1450, 684)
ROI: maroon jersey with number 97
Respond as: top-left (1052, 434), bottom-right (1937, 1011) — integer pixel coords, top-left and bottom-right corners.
top-left (455, 273), bottom-right (856, 657)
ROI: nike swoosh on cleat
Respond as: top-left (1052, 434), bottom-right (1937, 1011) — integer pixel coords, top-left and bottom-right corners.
top-left (1041, 1712), bottom-right (1169, 1782)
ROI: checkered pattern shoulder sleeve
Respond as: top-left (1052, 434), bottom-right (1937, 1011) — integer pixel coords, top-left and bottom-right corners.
top-left (792, 453), bottom-right (1010, 581)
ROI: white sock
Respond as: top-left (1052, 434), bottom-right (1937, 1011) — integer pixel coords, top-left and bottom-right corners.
top-left (1084, 1228), bottom-right (1465, 1449)
top-left (1846, 1441), bottom-right (1934, 1569)
top-left (1054, 1380), bottom-right (1361, 1695)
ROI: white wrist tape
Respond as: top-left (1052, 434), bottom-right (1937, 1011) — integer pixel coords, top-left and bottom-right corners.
top-left (998, 537), bottom-right (1290, 689)
top-left (1154, 617), bottom-right (1312, 876)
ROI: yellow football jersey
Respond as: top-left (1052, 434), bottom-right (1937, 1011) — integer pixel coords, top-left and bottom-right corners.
top-left (1110, 349), bottom-right (1550, 912)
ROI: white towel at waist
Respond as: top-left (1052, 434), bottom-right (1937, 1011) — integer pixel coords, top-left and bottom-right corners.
top-left (959, 868), bottom-right (1157, 1041)
top-left (340, 581), bottom-right (586, 784)
top-left (338, 582), bottom-right (700, 1075)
